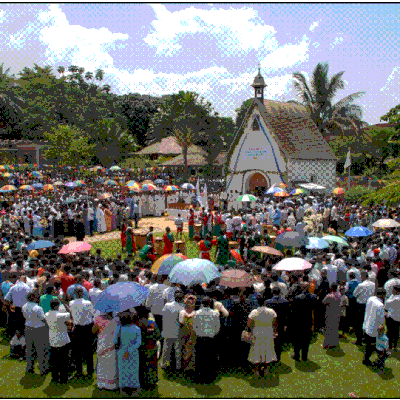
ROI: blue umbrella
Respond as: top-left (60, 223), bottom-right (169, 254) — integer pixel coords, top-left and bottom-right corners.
top-left (27, 240), bottom-right (55, 251)
top-left (154, 179), bottom-right (166, 185)
top-left (306, 237), bottom-right (329, 250)
top-left (65, 182), bottom-right (76, 188)
top-left (275, 231), bottom-right (307, 248)
top-left (94, 282), bottom-right (149, 313)
top-left (169, 258), bottom-right (220, 286)
top-left (32, 183), bottom-right (44, 189)
top-left (345, 226), bottom-right (374, 237)
top-left (265, 186), bottom-right (284, 195)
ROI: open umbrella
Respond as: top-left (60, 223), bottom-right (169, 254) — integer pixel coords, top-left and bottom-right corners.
top-left (230, 249), bottom-right (244, 264)
top-left (27, 240), bottom-right (55, 251)
top-left (151, 253), bottom-right (189, 275)
top-left (154, 179), bottom-right (166, 185)
top-left (219, 269), bottom-right (255, 288)
top-left (31, 171), bottom-right (42, 178)
top-left (273, 257), bottom-right (312, 272)
top-left (0, 185), bottom-right (17, 192)
top-left (372, 219), bottom-right (400, 229)
top-left (58, 241), bottom-right (92, 254)
top-left (32, 183), bottom-right (44, 189)
top-left (345, 226), bottom-right (373, 237)
top-left (110, 165), bottom-right (121, 171)
top-left (142, 183), bottom-right (157, 191)
top-left (74, 180), bottom-right (86, 187)
top-left (164, 185), bottom-right (179, 191)
top-left (290, 188), bottom-right (306, 195)
top-left (237, 194), bottom-right (258, 202)
top-left (274, 191), bottom-right (289, 197)
top-left (180, 183), bottom-right (195, 190)
top-left (306, 237), bottom-right (330, 250)
top-left (250, 246), bottom-right (284, 257)
top-left (3, 172), bottom-right (12, 178)
top-left (265, 186), bottom-right (284, 195)
top-left (99, 192), bottom-right (113, 200)
top-left (323, 235), bottom-right (349, 246)
top-left (279, 182), bottom-right (288, 188)
top-left (19, 185), bottom-right (35, 191)
top-left (332, 187), bottom-right (345, 195)
top-left (43, 184), bottom-right (56, 191)
top-left (105, 180), bottom-right (118, 186)
top-left (95, 282), bottom-right (149, 313)
top-left (275, 231), bottom-right (307, 248)
top-left (169, 258), bottom-right (220, 286)
top-left (64, 182), bottom-right (76, 188)
top-left (53, 181), bottom-right (63, 186)
top-left (141, 180), bottom-right (154, 185)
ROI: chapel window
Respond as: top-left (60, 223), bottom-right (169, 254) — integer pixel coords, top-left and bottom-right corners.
top-left (252, 117), bottom-right (260, 131)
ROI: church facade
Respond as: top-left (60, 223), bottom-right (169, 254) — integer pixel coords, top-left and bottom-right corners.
top-left (225, 68), bottom-right (337, 196)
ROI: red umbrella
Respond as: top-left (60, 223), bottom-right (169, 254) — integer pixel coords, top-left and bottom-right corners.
top-left (58, 241), bottom-right (92, 254)
top-left (230, 249), bottom-right (244, 264)
top-left (219, 269), bottom-right (255, 288)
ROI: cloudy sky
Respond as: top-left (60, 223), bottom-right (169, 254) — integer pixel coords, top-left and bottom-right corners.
top-left (1, 3), bottom-right (400, 124)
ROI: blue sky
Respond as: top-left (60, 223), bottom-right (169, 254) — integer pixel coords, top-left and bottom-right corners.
top-left (1, 3), bottom-right (400, 124)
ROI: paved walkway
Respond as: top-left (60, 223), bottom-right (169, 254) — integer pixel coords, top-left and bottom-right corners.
top-left (66, 215), bottom-right (189, 243)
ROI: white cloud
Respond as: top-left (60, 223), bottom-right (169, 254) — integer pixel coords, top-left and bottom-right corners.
top-left (0, 10), bottom-right (5, 22)
top-left (331, 36), bottom-right (344, 48)
top-left (144, 5), bottom-right (277, 56)
top-left (38, 5), bottom-right (128, 71)
top-left (260, 35), bottom-right (309, 71)
top-left (380, 67), bottom-right (400, 97)
top-left (309, 21), bottom-right (319, 32)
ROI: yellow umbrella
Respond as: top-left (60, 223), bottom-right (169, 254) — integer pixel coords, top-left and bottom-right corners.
top-left (43, 184), bottom-right (56, 191)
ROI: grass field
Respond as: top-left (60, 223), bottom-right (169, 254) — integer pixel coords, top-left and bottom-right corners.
top-left (2, 234), bottom-right (399, 398)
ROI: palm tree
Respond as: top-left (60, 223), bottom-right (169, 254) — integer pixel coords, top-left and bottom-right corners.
top-left (78, 67), bottom-right (85, 75)
top-left (57, 66), bottom-right (65, 76)
top-left (95, 69), bottom-right (104, 82)
top-left (101, 84), bottom-right (111, 94)
top-left (68, 65), bottom-right (79, 74)
top-left (85, 71), bottom-right (93, 81)
top-left (290, 62), bottom-right (368, 140)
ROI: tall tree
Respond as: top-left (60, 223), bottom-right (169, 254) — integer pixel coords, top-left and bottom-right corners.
top-left (234, 98), bottom-right (253, 132)
top-left (290, 62), bottom-right (368, 139)
top-left (57, 66), bottom-right (65, 76)
top-left (95, 69), bottom-right (104, 82)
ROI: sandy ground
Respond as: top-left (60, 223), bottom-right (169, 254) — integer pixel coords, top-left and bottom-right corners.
top-left (66, 215), bottom-right (189, 243)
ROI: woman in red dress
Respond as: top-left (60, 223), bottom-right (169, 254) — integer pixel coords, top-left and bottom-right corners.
top-left (162, 226), bottom-right (174, 255)
top-left (120, 220), bottom-right (127, 252)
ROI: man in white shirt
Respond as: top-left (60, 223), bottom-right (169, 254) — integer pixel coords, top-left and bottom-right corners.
top-left (69, 287), bottom-right (95, 377)
top-left (160, 290), bottom-right (184, 370)
top-left (89, 279), bottom-right (103, 307)
top-left (45, 298), bottom-right (72, 383)
top-left (22, 292), bottom-right (50, 375)
top-left (322, 261), bottom-right (338, 286)
top-left (146, 276), bottom-right (169, 335)
top-left (353, 271), bottom-right (376, 345)
top-left (87, 203), bottom-right (94, 236)
top-left (385, 284), bottom-right (400, 351)
top-left (362, 288), bottom-right (386, 366)
top-left (193, 297), bottom-right (220, 383)
top-left (383, 272), bottom-right (400, 300)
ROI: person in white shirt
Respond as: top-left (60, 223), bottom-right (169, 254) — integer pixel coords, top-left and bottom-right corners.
top-left (87, 203), bottom-right (94, 236)
top-left (89, 279), bottom-right (103, 308)
top-left (146, 276), bottom-right (169, 334)
top-left (160, 290), bottom-right (184, 370)
top-left (353, 271), bottom-right (376, 345)
top-left (192, 297), bottom-right (220, 383)
top-left (69, 287), bottom-right (95, 377)
top-left (22, 292), bottom-right (50, 375)
top-left (383, 272), bottom-right (400, 300)
top-left (45, 298), bottom-right (72, 383)
top-left (322, 261), bottom-right (338, 287)
top-left (362, 288), bottom-right (386, 365)
top-left (384, 284), bottom-right (400, 351)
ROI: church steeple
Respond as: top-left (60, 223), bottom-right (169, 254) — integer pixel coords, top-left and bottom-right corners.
top-left (251, 63), bottom-right (267, 102)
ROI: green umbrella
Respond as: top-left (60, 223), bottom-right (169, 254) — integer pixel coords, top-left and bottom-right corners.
top-left (237, 194), bottom-right (258, 202)
top-left (323, 235), bottom-right (349, 246)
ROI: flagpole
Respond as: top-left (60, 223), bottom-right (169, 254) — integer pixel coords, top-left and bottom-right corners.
top-left (348, 147), bottom-right (351, 191)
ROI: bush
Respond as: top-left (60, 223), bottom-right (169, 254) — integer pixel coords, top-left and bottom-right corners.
top-left (343, 186), bottom-right (375, 204)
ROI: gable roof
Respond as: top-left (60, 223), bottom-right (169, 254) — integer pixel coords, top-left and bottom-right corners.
top-left (260, 99), bottom-right (337, 161)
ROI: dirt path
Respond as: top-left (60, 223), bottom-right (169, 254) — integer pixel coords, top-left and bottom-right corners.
top-left (66, 215), bottom-right (189, 244)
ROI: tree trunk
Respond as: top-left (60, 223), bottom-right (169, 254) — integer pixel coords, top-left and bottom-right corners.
top-left (183, 144), bottom-right (188, 180)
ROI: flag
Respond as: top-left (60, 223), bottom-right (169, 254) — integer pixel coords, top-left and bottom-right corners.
top-left (344, 149), bottom-right (351, 170)
top-left (196, 178), bottom-right (202, 207)
top-left (202, 183), bottom-right (208, 211)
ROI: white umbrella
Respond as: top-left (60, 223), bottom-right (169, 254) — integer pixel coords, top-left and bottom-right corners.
top-left (299, 183), bottom-right (326, 190)
top-left (372, 219), bottom-right (400, 229)
top-left (273, 257), bottom-right (312, 271)
top-left (110, 165), bottom-right (121, 171)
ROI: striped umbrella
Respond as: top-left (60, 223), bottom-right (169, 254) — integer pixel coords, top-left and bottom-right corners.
top-left (274, 191), bottom-right (289, 197)
top-left (290, 188), bottom-right (306, 195)
top-left (105, 180), bottom-right (118, 186)
top-left (74, 180), bottom-right (86, 187)
top-left (19, 185), bottom-right (35, 191)
top-left (65, 182), bottom-right (76, 188)
top-left (30, 171), bottom-right (42, 178)
top-left (141, 180), bottom-right (154, 185)
top-left (279, 182), bottom-right (288, 188)
top-left (3, 172), bottom-right (13, 178)
top-left (53, 181), bottom-right (64, 186)
top-left (265, 186), bottom-right (285, 194)
top-left (126, 180), bottom-right (140, 187)
top-left (141, 183), bottom-right (157, 191)
top-left (43, 184), bottom-right (56, 191)
top-left (164, 185), bottom-right (179, 191)
top-left (332, 187), bottom-right (345, 195)
top-left (127, 183), bottom-right (142, 191)
top-left (0, 185), bottom-right (17, 192)
top-left (32, 183), bottom-right (44, 189)
top-left (151, 253), bottom-right (189, 275)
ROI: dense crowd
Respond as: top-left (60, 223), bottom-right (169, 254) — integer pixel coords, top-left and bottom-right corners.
top-left (1, 168), bottom-right (400, 394)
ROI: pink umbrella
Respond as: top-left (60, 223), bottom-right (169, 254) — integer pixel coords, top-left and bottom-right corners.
top-left (58, 241), bottom-right (92, 254)
top-left (219, 269), bottom-right (255, 288)
top-left (273, 257), bottom-right (312, 272)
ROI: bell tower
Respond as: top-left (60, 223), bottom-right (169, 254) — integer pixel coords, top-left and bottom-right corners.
top-left (251, 63), bottom-right (267, 102)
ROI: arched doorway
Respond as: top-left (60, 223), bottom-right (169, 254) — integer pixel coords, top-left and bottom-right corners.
top-left (246, 171), bottom-right (270, 196)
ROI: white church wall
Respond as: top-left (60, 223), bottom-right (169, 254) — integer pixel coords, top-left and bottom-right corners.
top-left (288, 159), bottom-right (336, 192)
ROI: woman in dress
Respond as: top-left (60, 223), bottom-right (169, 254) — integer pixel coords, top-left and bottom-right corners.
top-left (104, 205), bottom-right (113, 232)
top-left (246, 298), bottom-right (278, 376)
top-left (125, 227), bottom-right (136, 256)
top-left (135, 306), bottom-right (162, 390)
top-left (114, 311), bottom-right (142, 396)
top-left (322, 283), bottom-right (342, 349)
top-left (179, 294), bottom-right (197, 376)
top-left (92, 312), bottom-right (118, 390)
top-left (121, 220), bottom-right (127, 252)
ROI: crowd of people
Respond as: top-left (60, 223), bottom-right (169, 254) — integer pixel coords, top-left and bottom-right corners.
top-left (0, 166), bottom-right (400, 394)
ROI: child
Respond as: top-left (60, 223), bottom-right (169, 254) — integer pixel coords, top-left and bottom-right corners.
top-left (10, 330), bottom-right (26, 361)
top-left (339, 285), bottom-right (349, 338)
top-left (174, 213), bottom-right (184, 240)
top-left (374, 324), bottom-right (389, 372)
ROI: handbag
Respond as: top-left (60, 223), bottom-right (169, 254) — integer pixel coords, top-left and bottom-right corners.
top-left (241, 330), bottom-right (254, 344)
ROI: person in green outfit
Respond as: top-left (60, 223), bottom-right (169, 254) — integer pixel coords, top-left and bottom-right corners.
top-left (125, 227), bottom-right (137, 256)
top-left (216, 230), bottom-right (229, 266)
top-left (140, 243), bottom-right (156, 262)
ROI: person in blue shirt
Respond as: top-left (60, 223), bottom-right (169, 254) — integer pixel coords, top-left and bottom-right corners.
top-left (272, 206), bottom-right (282, 229)
top-left (374, 324), bottom-right (389, 371)
top-left (66, 275), bottom-right (90, 301)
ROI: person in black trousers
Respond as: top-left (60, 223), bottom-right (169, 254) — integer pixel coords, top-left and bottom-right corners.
top-left (290, 283), bottom-right (319, 361)
top-left (265, 287), bottom-right (289, 363)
